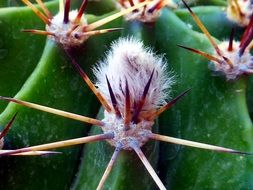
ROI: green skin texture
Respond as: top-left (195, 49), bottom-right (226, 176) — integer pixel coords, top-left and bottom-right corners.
top-left (71, 108), bottom-right (159, 190)
top-left (156, 9), bottom-right (253, 189)
top-left (0, 1), bottom-right (58, 112)
top-left (0, 12), bottom-right (123, 190)
top-left (86, 0), bottom-right (117, 15)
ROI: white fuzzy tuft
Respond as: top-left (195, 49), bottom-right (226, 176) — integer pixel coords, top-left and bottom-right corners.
top-left (210, 41), bottom-right (253, 80)
top-left (46, 10), bottom-right (88, 46)
top-left (94, 37), bottom-right (174, 117)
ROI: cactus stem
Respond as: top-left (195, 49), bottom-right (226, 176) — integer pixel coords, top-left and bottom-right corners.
top-left (0, 133), bottom-right (114, 156)
top-left (132, 69), bottom-right (154, 124)
top-left (148, 89), bottom-right (191, 120)
top-left (131, 141), bottom-right (166, 190)
top-left (124, 79), bottom-right (131, 130)
top-left (35, 0), bottom-right (52, 19)
top-left (74, 0), bottom-right (88, 24)
top-left (64, 50), bottom-right (113, 113)
top-left (97, 146), bottom-right (121, 190)
top-left (0, 113), bottom-right (17, 140)
top-left (84, 1), bottom-right (150, 32)
top-left (178, 45), bottom-right (222, 64)
top-left (228, 28), bottom-right (235, 51)
top-left (106, 76), bottom-right (122, 118)
top-left (0, 96), bottom-right (104, 127)
top-left (148, 133), bottom-right (253, 155)
top-left (63, 0), bottom-right (71, 24)
top-left (22, 29), bottom-right (55, 36)
top-left (21, 0), bottom-right (50, 25)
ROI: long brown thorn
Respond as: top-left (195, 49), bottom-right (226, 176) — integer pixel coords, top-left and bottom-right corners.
top-left (240, 15), bottom-right (253, 47)
top-left (228, 28), bottom-right (235, 51)
top-left (0, 113), bottom-right (18, 140)
top-left (239, 16), bottom-right (253, 56)
top-left (0, 96), bottom-right (104, 126)
top-left (82, 28), bottom-right (123, 37)
top-left (128, 0), bottom-right (135, 6)
top-left (0, 133), bottom-right (113, 156)
top-left (84, 1), bottom-right (151, 32)
top-left (131, 141), bottom-right (166, 190)
top-left (178, 45), bottom-right (222, 64)
top-left (22, 29), bottom-right (55, 36)
top-left (124, 79), bottom-right (131, 130)
top-left (96, 146), bottom-right (121, 190)
top-left (106, 76), bottom-right (121, 118)
top-left (181, 0), bottom-right (223, 57)
top-left (132, 69), bottom-right (154, 123)
top-left (149, 89), bottom-right (191, 120)
top-left (74, 0), bottom-right (88, 24)
top-left (36, 0), bottom-right (52, 19)
top-left (64, 50), bottom-right (112, 112)
top-left (22, 0), bottom-right (50, 24)
top-left (149, 133), bottom-right (253, 155)
top-left (63, 0), bottom-right (71, 23)
top-left (148, 0), bottom-right (165, 13)
top-left (0, 150), bottom-right (61, 156)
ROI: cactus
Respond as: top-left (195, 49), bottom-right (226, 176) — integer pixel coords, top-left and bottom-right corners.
top-left (0, 0), bottom-right (253, 189)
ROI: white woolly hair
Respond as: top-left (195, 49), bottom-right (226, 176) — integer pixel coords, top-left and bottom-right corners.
top-left (94, 37), bottom-right (174, 114)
